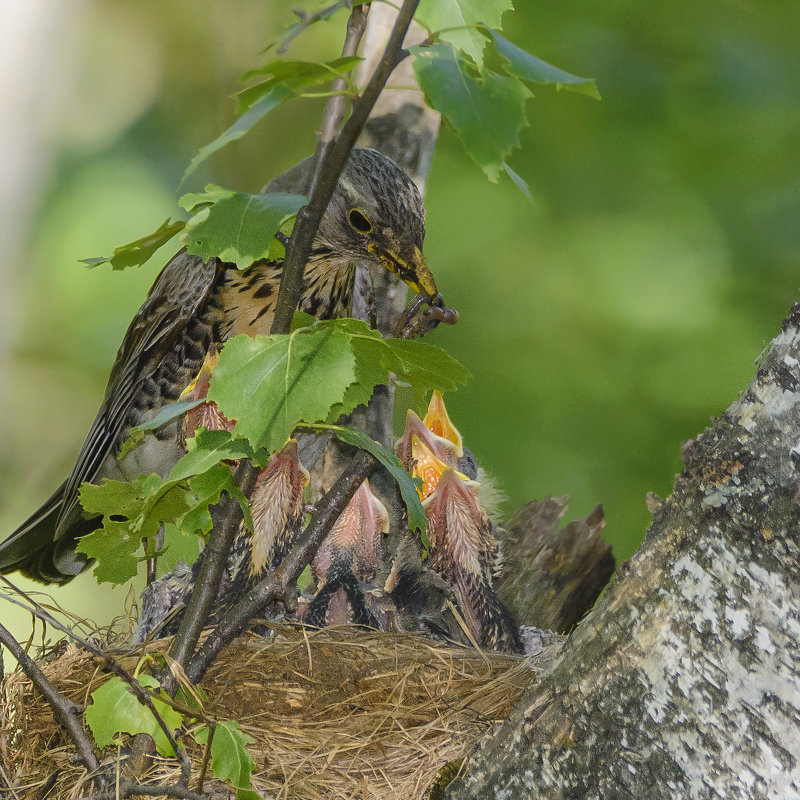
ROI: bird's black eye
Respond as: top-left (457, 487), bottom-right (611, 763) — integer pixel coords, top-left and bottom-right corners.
top-left (348, 208), bottom-right (373, 234)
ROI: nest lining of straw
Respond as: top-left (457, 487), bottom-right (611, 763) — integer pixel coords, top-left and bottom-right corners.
top-left (1, 625), bottom-right (548, 800)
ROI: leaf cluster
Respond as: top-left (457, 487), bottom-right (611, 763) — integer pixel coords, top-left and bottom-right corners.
top-left (79, 318), bottom-right (467, 584)
top-left (85, 674), bottom-right (258, 798)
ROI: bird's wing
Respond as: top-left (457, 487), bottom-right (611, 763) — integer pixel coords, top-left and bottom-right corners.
top-left (55, 249), bottom-right (222, 536)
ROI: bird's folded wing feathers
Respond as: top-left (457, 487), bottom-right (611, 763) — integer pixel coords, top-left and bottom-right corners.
top-left (55, 250), bottom-right (222, 537)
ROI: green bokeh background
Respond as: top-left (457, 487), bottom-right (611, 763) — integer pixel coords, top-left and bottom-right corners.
top-left (2, 0), bottom-right (799, 637)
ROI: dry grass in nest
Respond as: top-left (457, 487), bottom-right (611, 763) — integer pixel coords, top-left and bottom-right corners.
top-left (1, 624), bottom-right (545, 799)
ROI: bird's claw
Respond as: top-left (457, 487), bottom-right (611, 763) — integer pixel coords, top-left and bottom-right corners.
top-left (395, 292), bottom-right (459, 339)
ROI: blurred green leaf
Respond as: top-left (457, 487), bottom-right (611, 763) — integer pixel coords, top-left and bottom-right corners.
top-left (80, 218), bottom-right (185, 271)
top-left (412, 42), bottom-right (531, 181)
top-left (179, 189), bottom-right (306, 267)
top-left (416, 0), bottom-right (512, 65)
top-left (208, 326), bottom-right (356, 453)
top-left (502, 162), bottom-right (532, 202)
top-left (182, 87), bottom-right (294, 182)
top-left (85, 675), bottom-right (183, 757)
top-left (194, 720), bottom-right (260, 800)
top-left (238, 56), bottom-right (362, 111)
top-left (183, 56), bottom-right (361, 182)
top-left (482, 27), bottom-right (601, 99)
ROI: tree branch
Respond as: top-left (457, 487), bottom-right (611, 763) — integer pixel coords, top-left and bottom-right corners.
top-left (78, 779), bottom-right (210, 800)
top-left (166, 461), bottom-right (259, 682)
top-left (306, 3), bottom-right (370, 198)
top-left (269, 0), bottom-right (421, 336)
top-left (0, 618), bottom-right (105, 792)
top-left (0, 578), bottom-right (192, 787)
top-left (185, 449), bottom-right (375, 684)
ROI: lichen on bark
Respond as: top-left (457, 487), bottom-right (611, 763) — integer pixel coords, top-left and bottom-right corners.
top-left (444, 303), bottom-right (800, 799)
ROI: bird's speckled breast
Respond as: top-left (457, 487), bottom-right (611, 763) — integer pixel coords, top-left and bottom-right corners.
top-left (120, 258), bottom-right (357, 448)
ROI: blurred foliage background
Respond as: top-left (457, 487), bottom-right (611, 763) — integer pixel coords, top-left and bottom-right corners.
top-left (1, 0), bottom-right (799, 638)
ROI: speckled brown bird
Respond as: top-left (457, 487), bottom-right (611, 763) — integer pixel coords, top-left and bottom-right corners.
top-left (0, 148), bottom-right (438, 584)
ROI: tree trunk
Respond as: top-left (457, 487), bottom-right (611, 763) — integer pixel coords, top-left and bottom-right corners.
top-left (443, 302), bottom-right (800, 799)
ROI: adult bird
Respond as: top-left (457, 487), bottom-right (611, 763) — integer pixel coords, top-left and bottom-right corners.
top-left (0, 148), bottom-right (439, 584)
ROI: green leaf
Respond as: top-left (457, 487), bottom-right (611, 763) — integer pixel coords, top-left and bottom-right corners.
top-left (178, 464), bottom-right (237, 538)
top-left (77, 474), bottom-right (189, 584)
top-left (238, 56), bottom-right (362, 111)
top-left (416, 0), bottom-right (511, 65)
top-left (85, 675), bottom-right (184, 757)
top-left (182, 87), bottom-right (295, 183)
top-left (324, 425), bottom-right (427, 537)
top-left (169, 429), bottom-right (257, 483)
top-left (297, 564), bottom-right (315, 593)
top-left (194, 720), bottom-right (260, 800)
top-left (80, 218), bottom-right (185, 271)
top-left (383, 338), bottom-right (471, 410)
top-left (208, 326), bottom-right (356, 453)
top-left (503, 162), bottom-right (533, 202)
top-left (179, 189), bottom-right (306, 267)
top-left (182, 56), bottom-right (361, 182)
top-left (412, 43), bottom-right (531, 181)
top-left (178, 184), bottom-right (235, 213)
top-left (159, 522), bottom-right (200, 571)
top-left (262, 2), bottom-right (347, 54)
top-left (482, 28), bottom-right (601, 99)
top-left (75, 524), bottom-right (141, 584)
top-left (118, 399), bottom-right (206, 462)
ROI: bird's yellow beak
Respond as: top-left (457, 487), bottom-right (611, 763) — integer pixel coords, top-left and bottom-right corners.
top-left (423, 390), bottom-right (463, 458)
top-left (372, 244), bottom-right (438, 297)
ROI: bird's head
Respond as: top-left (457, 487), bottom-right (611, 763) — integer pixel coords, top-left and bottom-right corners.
top-left (316, 148), bottom-right (438, 298)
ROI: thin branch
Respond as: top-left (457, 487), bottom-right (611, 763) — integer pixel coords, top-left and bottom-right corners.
top-left (270, 0), bottom-right (421, 335)
top-left (0, 619), bottom-right (105, 792)
top-left (78, 779), bottom-right (210, 800)
top-left (166, 461), bottom-right (259, 685)
top-left (277, 0), bottom-right (350, 55)
top-left (306, 3), bottom-right (370, 198)
top-left (185, 449), bottom-right (375, 684)
top-left (0, 578), bottom-right (192, 786)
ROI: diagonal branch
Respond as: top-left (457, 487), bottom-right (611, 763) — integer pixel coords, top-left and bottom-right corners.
top-left (0, 577), bottom-right (192, 787)
top-left (270, 0), bottom-right (421, 336)
top-left (166, 461), bottom-right (259, 683)
top-left (185, 449), bottom-right (375, 684)
top-left (0, 619), bottom-right (105, 792)
top-left (306, 3), bottom-right (370, 198)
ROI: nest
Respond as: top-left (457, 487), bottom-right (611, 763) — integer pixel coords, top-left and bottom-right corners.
top-left (1, 624), bottom-right (545, 799)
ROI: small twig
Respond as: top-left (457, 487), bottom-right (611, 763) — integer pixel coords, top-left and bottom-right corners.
top-left (196, 721), bottom-right (216, 794)
top-left (166, 461), bottom-right (260, 686)
top-left (306, 3), bottom-right (370, 198)
top-left (270, 0), bottom-right (421, 336)
top-left (0, 619), bottom-right (105, 791)
top-left (0, 579), bottom-right (192, 786)
top-left (185, 449), bottom-right (375, 683)
top-left (277, 0), bottom-right (350, 55)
